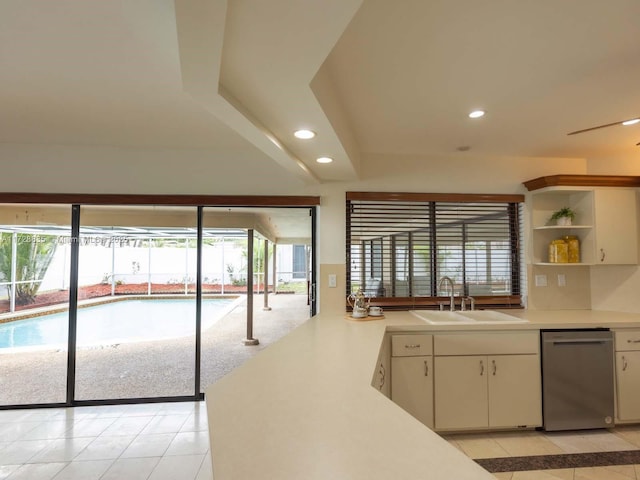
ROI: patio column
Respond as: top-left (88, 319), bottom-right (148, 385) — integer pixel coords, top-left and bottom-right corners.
top-left (272, 243), bottom-right (277, 294)
top-left (184, 238), bottom-right (189, 295)
top-left (110, 239), bottom-right (115, 296)
top-left (221, 236), bottom-right (225, 295)
top-left (244, 229), bottom-right (259, 346)
top-left (10, 232), bottom-right (17, 313)
top-left (255, 245), bottom-right (260, 296)
top-left (263, 239), bottom-right (271, 311)
top-left (61, 242), bottom-right (68, 291)
top-left (147, 238), bottom-right (152, 296)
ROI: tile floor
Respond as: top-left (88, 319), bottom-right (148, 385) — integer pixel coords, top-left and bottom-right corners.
top-left (3, 401), bottom-right (640, 480)
top-left (442, 427), bottom-right (640, 479)
top-left (0, 401), bottom-right (212, 480)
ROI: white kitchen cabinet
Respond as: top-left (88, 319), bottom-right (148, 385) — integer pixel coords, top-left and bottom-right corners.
top-left (372, 333), bottom-right (391, 398)
top-left (434, 355), bottom-right (488, 430)
top-left (594, 189), bottom-right (638, 265)
top-left (390, 334), bottom-right (433, 428)
top-left (488, 354), bottom-right (542, 428)
top-left (615, 352), bottom-right (640, 421)
top-left (433, 332), bottom-right (541, 431)
top-left (614, 330), bottom-right (640, 422)
top-left (392, 356), bottom-right (433, 428)
top-left (434, 354), bottom-right (541, 431)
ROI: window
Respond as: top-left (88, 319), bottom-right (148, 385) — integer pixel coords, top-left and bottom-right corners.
top-left (292, 244), bottom-right (307, 279)
top-left (346, 192), bottom-right (523, 310)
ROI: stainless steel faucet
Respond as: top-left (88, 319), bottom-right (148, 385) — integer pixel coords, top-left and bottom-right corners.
top-left (437, 276), bottom-right (456, 311)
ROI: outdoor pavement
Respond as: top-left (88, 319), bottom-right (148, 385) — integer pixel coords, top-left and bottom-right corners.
top-left (0, 293), bottom-right (310, 406)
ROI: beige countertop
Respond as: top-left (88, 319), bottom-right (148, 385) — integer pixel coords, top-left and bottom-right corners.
top-left (205, 309), bottom-right (640, 479)
top-left (387, 308), bottom-right (640, 332)
top-left (501, 308), bottom-right (640, 328)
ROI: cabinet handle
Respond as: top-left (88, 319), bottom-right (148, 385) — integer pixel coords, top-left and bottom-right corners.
top-left (492, 359), bottom-right (497, 376)
top-left (623, 356), bottom-right (628, 372)
top-left (378, 363), bottom-right (386, 390)
top-left (480, 360), bottom-right (484, 376)
top-left (405, 344), bottom-right (421, 349)
top-left (424, 360), bottom-right (429, 377)
top-left (627, 339), bottom-right (640, 344)
top-left (600, 248), bottom-right (606, 262)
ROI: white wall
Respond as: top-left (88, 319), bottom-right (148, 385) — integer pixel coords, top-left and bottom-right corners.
top-left (587, 156), bottom-right (640, 176)
top-left (0, 144), bottom-right (308, 195)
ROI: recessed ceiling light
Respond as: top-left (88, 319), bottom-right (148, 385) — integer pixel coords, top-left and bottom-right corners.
top-left (469, 110), bottom-right (485, 119)
top-left (622, 118), bottom-right (640, 126)
top-left (316, 156), bottom-right (333, 164)
top-left (294, 129), bottom-right (316, 139)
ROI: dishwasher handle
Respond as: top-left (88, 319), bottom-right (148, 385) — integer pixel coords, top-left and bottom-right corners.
top-left (550, 339), bottom-right (611, 346)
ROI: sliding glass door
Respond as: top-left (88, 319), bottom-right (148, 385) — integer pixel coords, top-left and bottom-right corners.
top-left (74, 206), bottom-right (198, 401)
top-left (0, 199), bottom-right (317, 408)
top-left (0, 204), bottom-right (71, 406)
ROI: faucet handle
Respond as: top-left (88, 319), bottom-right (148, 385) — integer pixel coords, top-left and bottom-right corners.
top-left (466, 296), bottom-right (476, 310)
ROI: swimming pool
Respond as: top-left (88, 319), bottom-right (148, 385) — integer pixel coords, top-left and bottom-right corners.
top-left (0, 297), bottom-right (241, 351)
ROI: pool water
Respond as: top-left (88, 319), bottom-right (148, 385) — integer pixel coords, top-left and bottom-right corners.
top-left (0, 298), bottom-right (239, 350)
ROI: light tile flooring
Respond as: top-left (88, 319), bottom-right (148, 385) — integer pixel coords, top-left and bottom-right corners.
top-left (442, 426), bottom-right (640, 479)
top-left (0, 402), bottom-right (212, 480)
top-left (4, 401), bottom-right (640, 480)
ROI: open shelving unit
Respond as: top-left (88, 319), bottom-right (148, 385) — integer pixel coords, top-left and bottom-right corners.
top-left (525, 175), bottom-right (640, 267)
top-left (530, 188), bottom-right (595, 266)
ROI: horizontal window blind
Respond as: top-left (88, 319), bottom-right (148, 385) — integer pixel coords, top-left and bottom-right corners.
top-left (346, 193), bottom-right (522, 310)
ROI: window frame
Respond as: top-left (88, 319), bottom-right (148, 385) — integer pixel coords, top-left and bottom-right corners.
top-left (346, 191), bottom-right (524, 311)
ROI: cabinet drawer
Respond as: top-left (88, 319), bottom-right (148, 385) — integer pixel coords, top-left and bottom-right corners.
top-left (434, 332), bottom-right (539, 356)
top-left (392, 334), bottom-right (433, 356)
top-left (615, 330), bottom-right (640, 351)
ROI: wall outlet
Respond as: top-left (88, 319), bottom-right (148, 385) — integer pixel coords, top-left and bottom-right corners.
top-left (535, 274), bottom-right (547, 287)
top-left (557, 274), bottom-right (566, 287)
top-left (328, 274), bottom-right (337, 288)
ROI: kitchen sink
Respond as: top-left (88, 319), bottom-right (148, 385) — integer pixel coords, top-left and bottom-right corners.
top-left (409, 310), bottom-right (528, 325)
top-left (409, 311), bottom-right (476, 324)
top-left (456, 310), bottom-right (529, 324)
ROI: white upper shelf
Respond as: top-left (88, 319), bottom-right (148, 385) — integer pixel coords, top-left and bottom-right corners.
top-left (533, 225), bottom-right (593, 230)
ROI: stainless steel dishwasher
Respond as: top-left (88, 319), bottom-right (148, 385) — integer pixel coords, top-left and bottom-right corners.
top-left (541, 330), bottom-right (614, 431)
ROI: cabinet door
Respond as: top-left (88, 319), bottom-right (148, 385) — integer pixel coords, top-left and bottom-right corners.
top-left (434, 356), bottom-right (488, 430)
top-left (594, 189), bottom-right (638, 265)
top-left (488, 355), bottom-right (542, 428)
top-left (391, 356), bottom-right (433, 428)
top-left (616, 351), bottom-right (640, 421)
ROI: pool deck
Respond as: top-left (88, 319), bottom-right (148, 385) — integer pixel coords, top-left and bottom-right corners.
top-left (0, 293), bottom-right (309, 405)
top-left (0, 293), bottom-right (241, 324)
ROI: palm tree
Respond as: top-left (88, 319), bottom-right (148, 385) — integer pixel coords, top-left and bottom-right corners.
top-left (0, 233), bottom-right (58, 305)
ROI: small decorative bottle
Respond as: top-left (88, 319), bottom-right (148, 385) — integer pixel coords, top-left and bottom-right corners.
top-left (548, 239), bottom-right (568, 263)
top-left (563, 235), bottom-right (580, 263)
